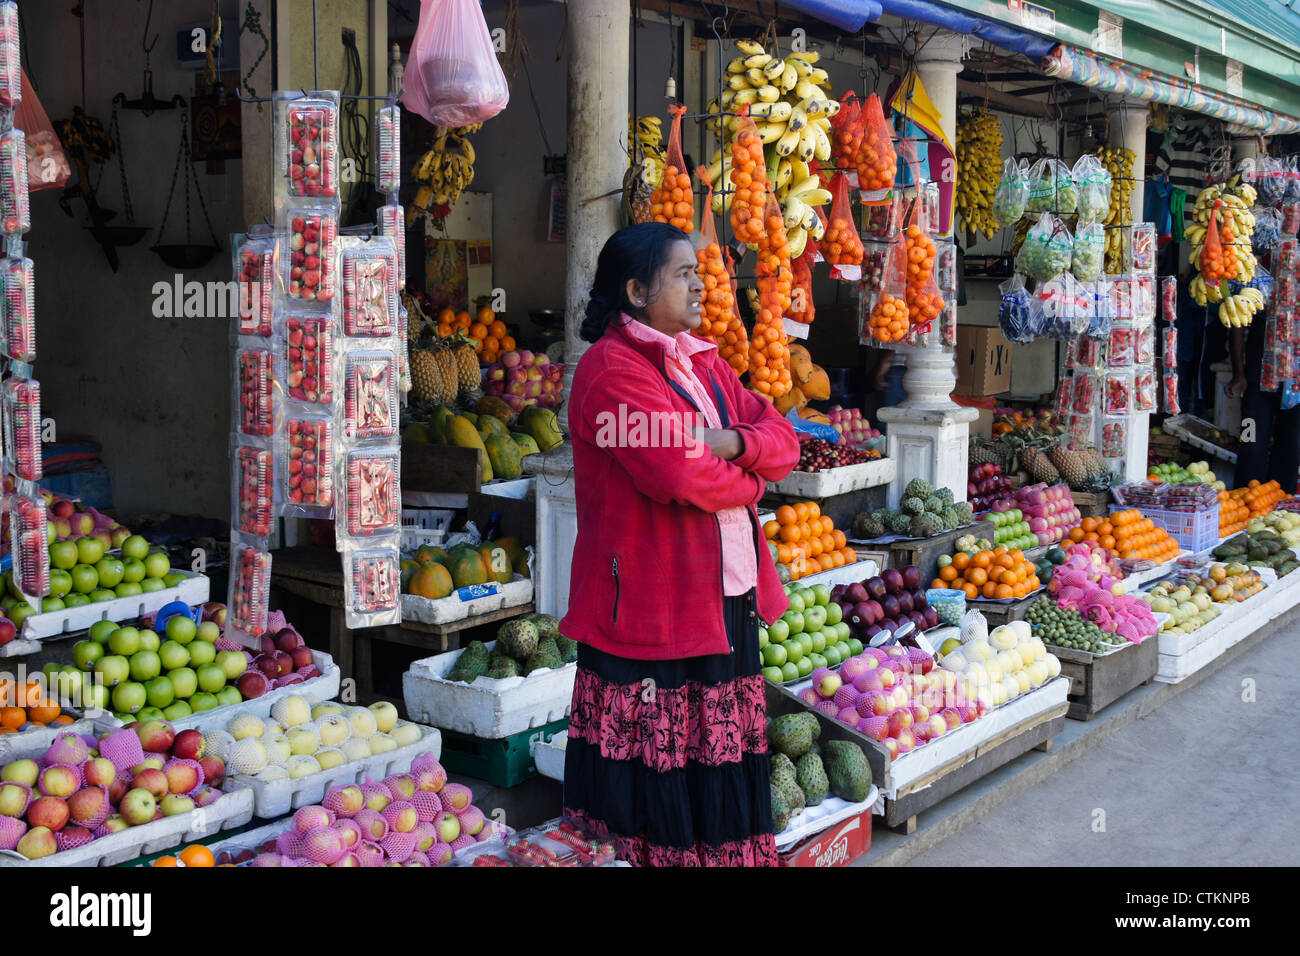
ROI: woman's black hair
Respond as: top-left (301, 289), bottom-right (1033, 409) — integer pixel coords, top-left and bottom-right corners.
top-left (580, 222), bottom-right (693, 343)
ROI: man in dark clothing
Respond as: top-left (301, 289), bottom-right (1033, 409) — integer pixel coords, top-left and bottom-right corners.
top-left (1228, 317), bottom-right (1300, 491)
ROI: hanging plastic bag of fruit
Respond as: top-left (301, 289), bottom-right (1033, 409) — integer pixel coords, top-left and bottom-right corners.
top-left (823, 172), bottom-right (864, 279)
top-left (998, 274), bottom-right (1036, 344)
top-left (788, 238), bottom-right (816, 327)
top-left (401, 0), bottom-right (509, 127)
top-left (865, 233), bottom-right (911, 344)
top-left (830, 92), bottom-right (863, 186)
top-left (17, 70), bottom-right (70, 192)
top-left (992, 158), bottom-right (1029, 226)
top-left (1072, 221), bottom-right (1105, 282)
top-left (1285, 154), bottom-right (1300, 202)
top-left (730, 108), bottom-right (769, 248)
top-left (650, 105), bottom-right (693, 233)
top-left (694, 169), bottom-right (749, 374)
top-left (747, 187), bottom-right (794, 399)
top-left (1199, 206), bottom-right (1225, 282)
top-left (1072, 153), bottom-right (1111, 224)
top-left (1016, 212), bottom-right (1074, 282)
top-left (856, 93), bottom-right (896, 199)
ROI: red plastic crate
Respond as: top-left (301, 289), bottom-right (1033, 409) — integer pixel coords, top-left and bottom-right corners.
top-left (778, 808), bottom-right (872, 867)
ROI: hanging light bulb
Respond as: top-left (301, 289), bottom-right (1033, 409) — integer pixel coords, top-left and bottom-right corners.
top-left (664, 75), bottom-right (676, 99)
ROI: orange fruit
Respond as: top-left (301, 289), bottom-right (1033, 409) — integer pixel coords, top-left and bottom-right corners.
top-left (952, 553), bottom-right (971, 572)
top-left (963, 583), bottom-right (979, 599)
top-left (28, 701), bottom-right (60, 724)
top-left (982, 581), bottom-right (998, 598)
top-left (806, 502), bottom-right (821, 519)
top-left (153, 856), bottom-right (180, 867)
top-left (995, 584), bottom-right (1014, 599)
top-left (1069, 527), bottom-right (1085, 542)
top-left (968, 567), bottom-right (988, 587)
top-left (932, 578), bottom-right (945, 589)
top-left (437, 308), bottom-right (456, 325)
top-left (776, 506), bottom-right (796, 525)
top-left (939, 565), bottom-right (959, 583)
top-left (830, 551), bottom-right (845, 568)
top-left (974, 552), bottom-right (992, 570)
top-left (1, 707), bottom-right (24, 729)
top-left (818, 554), bottom-right (835, 571)
top-left (763, 520), bottom-right (781, 539)
top-left (179, 845), bottom-right (215, 868)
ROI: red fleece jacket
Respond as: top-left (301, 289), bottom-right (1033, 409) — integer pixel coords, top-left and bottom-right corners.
top-left (559, 319), bottom-right (799, 660)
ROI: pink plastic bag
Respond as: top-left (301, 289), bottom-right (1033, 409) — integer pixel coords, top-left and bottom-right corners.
top-left (402, 0), bottom-right (509, 127)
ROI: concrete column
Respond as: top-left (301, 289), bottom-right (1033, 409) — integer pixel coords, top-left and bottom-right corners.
top-left (560, 0), bottom-right (630, 431)
top-left (240, 0), bottom-right (275, 226)
top-left (1109, 103), bottom-right (1148, 227)
top-left (877, 30), bottom-right (977, 506)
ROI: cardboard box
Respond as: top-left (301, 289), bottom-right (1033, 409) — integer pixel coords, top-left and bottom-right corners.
top-left (778, 809), bottom-right (873, 867)
top-left (955, 325), bottom-right (1013, 396)
top-left (953, 393), bottom-right (996, 439)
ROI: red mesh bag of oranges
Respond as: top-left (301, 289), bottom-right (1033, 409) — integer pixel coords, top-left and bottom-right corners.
top-left (649, 104), bottom-right (694, 233)
top-left (856, 93), bottom-right (897, 197)
top-left (747, 187), bottom-right (794, 399)
top-left (823, 172), bottom-right (865, 278)
top-left (788, 237), bottom-right (816, 326)
top-left (729, 108), bottom-right (768, 248)
top-left (694, 169), bottom-right (750, 374)
top-left (829, 92), bottom-right (863, 181)
top-left (864, 235), bottom-right (910, 343)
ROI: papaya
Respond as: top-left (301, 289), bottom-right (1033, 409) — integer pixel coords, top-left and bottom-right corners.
top-left (510, 431), bottom-right (541, 456)
top-left (512, 551), bottom-right (532, 578)
top-left (402, 423), bottom-right (431, 443)
top-left (461, 411), bottom-right (480, 425)
top-left (775, 387), bottom-right (807, 415)
top-left (788, 343), bottom-right (814, 386)
top-left (409, 562), bottom-right (454, 600)
top-left (475, 395), bottom-right (516, 427)
top-left (480, 544), bottom-right (513, 584)
top-left (429, 406), bottom-right (456, 444)
top-left (448, 546), bottom-right (489, 588)
top-left (446, 414), bottom-right (493, 483)
top-left (400, 557), bottom-right (421, 590)
top-left (414, 544), bottom-right (448, 567)
top-left (494, 536), bottom-right (525, 567)
top-left (477, 414), bottom-right (509, 439)
top-left (484, 433), bottom-right (523, 480)
top-left (802, 365), bottom-right (830, 400)
top-left (519, 406), bottom-right (564, 452)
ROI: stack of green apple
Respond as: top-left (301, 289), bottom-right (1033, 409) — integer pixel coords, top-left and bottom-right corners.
top-left (64, 616), bottom-right (249, 724)
top-left (984, 510), bottom-right (1036, 550)
top-left (4, 534), bottom-right (187, 630)
top-left (759, 583), bottom-right (864, 684)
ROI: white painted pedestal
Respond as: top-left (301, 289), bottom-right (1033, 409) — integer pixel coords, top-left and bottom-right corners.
top-left (523, 444), bottom-right (578, 619)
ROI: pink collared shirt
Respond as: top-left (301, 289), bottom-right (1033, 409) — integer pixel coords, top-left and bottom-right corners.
top-left (621, 318), bottom-right (759, 596)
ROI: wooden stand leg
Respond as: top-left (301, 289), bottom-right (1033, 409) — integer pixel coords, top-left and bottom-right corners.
top-left (1033, 737), bottom-right (1054, 753)
top-left (888, 815), bottom-right (917, 835)
top-left (353, 629), bottom-right (374, 704)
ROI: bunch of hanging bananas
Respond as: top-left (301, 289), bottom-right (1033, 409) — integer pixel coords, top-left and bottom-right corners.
top-left (410, 124), bottom-right (482, 220)
top-left (1187, 180), bottom-right (1262, 325)
top-left (1093, 145), bottom-right (1134, 272)
top-left (630, 115), bottom-right (665, 189)
top-left (956, 109), bottom-right (1003, 239)
top-left (703, 41), bottom-right (836, 257)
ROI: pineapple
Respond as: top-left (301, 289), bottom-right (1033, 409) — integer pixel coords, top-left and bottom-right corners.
top-left (1047, 443), bottom-right (1087, 489)
top-left (433, 345), bottom-right (459, 404)
top-left (411, 349), bottom-right (444, 404)
top-left (453, 339), bottom-right (480, 394)
top-left (1021, 445), bottom-right (1060, 484)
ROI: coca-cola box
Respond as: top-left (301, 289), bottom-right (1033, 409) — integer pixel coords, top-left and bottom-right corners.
top-left (779, 809), bottom-right (873, 867)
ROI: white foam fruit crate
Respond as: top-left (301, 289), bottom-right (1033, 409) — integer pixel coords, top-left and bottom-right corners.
top-left (532, 730), bottom-right (567, 781)
top-left (90, 649), bottom-right (341, 734)
top-left (775, 786), bottom-right (879, 851)
top-left (403, 639), bottom-right (575, 739)
top-left (769, 457), bottom-right (896, 498)
top-left (0, 718), bottom-right (97, 762)
top-left (230, 723), bottom-right (442, 819)
top-left (20, 571), bottom-right (211, 642)
top-left (401, 574), bottom-right (534, 626)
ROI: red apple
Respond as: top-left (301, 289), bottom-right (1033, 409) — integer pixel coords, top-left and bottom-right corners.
top-left (236, 671), bottom-right (269, 699)
top-left (171, 729), bottom-right (205, 761)
top-left (254, 655), bottom-right (279, 679)
top-left (108, 774), bottom-right (129, 805)
top-left (131, 768), bottom-right (168, 800)
top-left (0, 618), bottom-right (15, 647)
top-left (290, 645), bottom-right (313, 670)
top-left (198, 756), bottom-right (226, 789)
top-left (67, 787), bottom-right (110, 826)
top-left (164, 761), bottom-right (200, 796)
top-left (881, 737), bottom-right (900, 759)
top-left (275, 628), bottom-right (304, 652)
top-left (258, 636), bottom-right (278, 657)
top-left (273, 651), bottom-right (293, 676)
top-left (135, 720), bottom-right (175, 755)
top-left (28, 795), bottom-right (70, 832)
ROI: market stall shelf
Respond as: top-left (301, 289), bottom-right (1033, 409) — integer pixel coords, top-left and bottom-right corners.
top-left (769, 457), bottom-right (896, 498)
top-left (19, 570), bottom-right (210, 641)
top-left (1048, 636), bottom-right (1159, 720)
top-left (403, 640), bottom-right (574, 739)
top-left (399, 574), bottom-right (533, 626)
top-left (1070, 490), bottom-right (1110, 518)
top-left (1160, 414), bottom-right (1239, 464)
top-left (231, 723), bottom-right (442, 818)
top-left (888, 525), bottom-right (979, 584)
top-left (965, 591), bottom-right (1041, 629)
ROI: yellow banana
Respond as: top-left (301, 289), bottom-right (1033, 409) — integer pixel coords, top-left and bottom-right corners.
top-left (783, 196), bottom-right (809, 229)
top-left (788, 226), bottom-right (808, 259)
top-left (776, 127), bottom-right (802, 157)
top-left (787, 56), bottom-right (815, 78)
top-left (735, 39), bottom-right (765, 56)
top-left (743, 52), bottom-right (773, 70)
top-left (787, 50), bottom-right (820, 63)
top-left (756, 85), bottom-right (780, 103)
top-left (797, 125), bottom-right (817, 163)
top-left (745, 68), bottom-right (767, 87)
top-left (788, 106), bottom-right (808, 132)
top-left (779, 63), bottom-right (799, 92)
top-left (756, 121), bottom-right (786, 145)
top-left (812, 124), bottom-right (832, 161)
top-left (763, 56), bottom-right (786, 81)
top-left (750, 101), bottom-right (793, 121)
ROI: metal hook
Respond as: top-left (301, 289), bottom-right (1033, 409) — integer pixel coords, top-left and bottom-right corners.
top-left (141, 0), bottom-right (159, 55)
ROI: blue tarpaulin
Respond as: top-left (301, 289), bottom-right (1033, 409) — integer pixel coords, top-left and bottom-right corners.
top-left (875, 0), bottom-right (1056, 59)
top-left (778, 0), bottom-right (882, 33)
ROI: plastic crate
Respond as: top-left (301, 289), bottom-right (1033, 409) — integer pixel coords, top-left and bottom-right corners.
top-left (401, 507), bottom-right (454, 551)
top-left (1113, 503), bottom-right (1220, 552)
top-left (437, 717), bottom-right (568, 788)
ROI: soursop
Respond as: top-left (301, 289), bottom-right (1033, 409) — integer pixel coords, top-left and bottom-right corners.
top-left (496, 618), bottom-right (539, 660)
top-left (795, 752), bottom-right (829, 806)
top-left (940, 505), bottom-right (967, 530)
top-left (935, 486), bottom-right (955, 507)
top-left (485, 659), bottom-right (522, 679)
top-left (823, 740), bottom-right (873, 802)
top-left (910, 513), bottom-right (943, 538)
top-left (770, 751), bottom-right (798, 788)
top-left (951, 501), bottom-right (974, 524)
top-left (852, 512), bottom-right (885, 540)
top-left (524, 636), bottom-right (562, 674)
top-left (771, 785), bottom-right (791, 833)
top-left (885, 511), bottom-right (913, 535)
top-left (768, 713), bottom-right (820, 760)
top-left (901, 496), bottom-right (926, 516)
top-left (523, 612), bottom-right (560, 639)
top-left (923, 495), bottom-right (945, 514)
top-left (904, 477), bottom-right (935, 500)
top-left (554, 635), bottom-right (578, 664)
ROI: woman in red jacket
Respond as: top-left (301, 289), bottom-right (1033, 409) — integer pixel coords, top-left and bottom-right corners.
top-left (559, 223), bottom-right (800, 866)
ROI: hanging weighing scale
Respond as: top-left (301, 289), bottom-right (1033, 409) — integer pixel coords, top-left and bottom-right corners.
top-left (113, 0), bottom-right (184, 116)
top-left (85, 97), bottom-right (150, 248)
top-left (151, 109), bottom-right (221, 269)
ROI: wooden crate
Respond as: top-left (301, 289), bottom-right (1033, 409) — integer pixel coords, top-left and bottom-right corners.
top-left (402, 444), bottom-right (482, 495)
top-left (888, 525), bottom-right (976, 583)
top-left (1071, 490), bottom-right (1110, 518)
top-left (882, 704), bottom-right (1066, 831)
top-left (1048, 637), bottom-right (1159, 721)
top-left (1148, 433), bottom-right (1181, 460)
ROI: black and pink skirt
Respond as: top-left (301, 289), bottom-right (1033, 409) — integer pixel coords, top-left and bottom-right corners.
top-left (562, 590), bottom-right (778, 867)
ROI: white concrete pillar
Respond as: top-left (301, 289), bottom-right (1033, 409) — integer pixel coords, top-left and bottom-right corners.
top-left (877, 30), bottom-right (977, 506)
top-left (560, 0), bottom-right (630, 430)
top-left (1109, 102), bottom-right (1148, 228)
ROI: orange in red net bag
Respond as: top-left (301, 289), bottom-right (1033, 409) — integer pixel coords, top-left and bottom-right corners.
top-left (788, 236), bottom-right (817, 326)
top-left (694, 168), bottom-right (750, 375)
top-left (865, 235), bottom-right (910, 343)
top-left (650, 104), bottom-right (694, 233)
top-left (903, 220), bottom-right (943, 334)
top-left (730, 109), bottom-right (768, 246)
top-left (823, 172), bottom-right (864, 273)
top-left (857, 93), bottom-right (897, 195)
top-left (748, 187), bottom-right (793, 398)
top-left (830, 92), bottom-right (863, 178)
